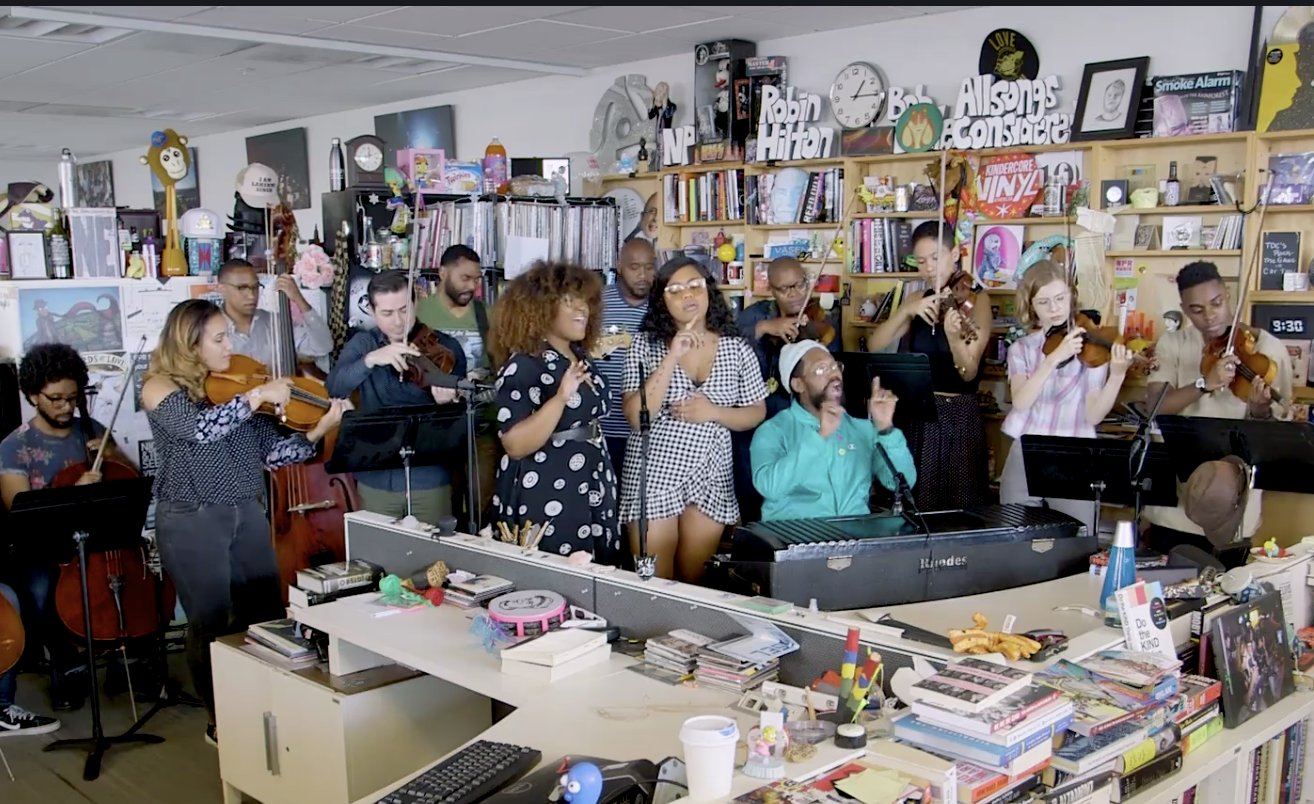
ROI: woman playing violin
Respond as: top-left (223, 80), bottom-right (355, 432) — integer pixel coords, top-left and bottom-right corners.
top-left (326, 270), bottom-right (466, 525)
top-left (141, 299), bottom-right (349, 746)
top-left (866, 222), bottom-right (993, 510)
top-left (1001, 261), bottom-right (1130, 536)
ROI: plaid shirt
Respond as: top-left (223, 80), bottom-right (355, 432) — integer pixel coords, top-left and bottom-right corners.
top-left (1002, 330), bottom-right (1108, 440)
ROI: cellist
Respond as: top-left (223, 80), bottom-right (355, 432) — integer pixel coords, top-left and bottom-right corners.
top-left (0, 343), bottom-right (114, 715)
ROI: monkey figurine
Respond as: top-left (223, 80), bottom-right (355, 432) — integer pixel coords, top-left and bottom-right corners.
top-left (139, 129), bottom-right (191, 277)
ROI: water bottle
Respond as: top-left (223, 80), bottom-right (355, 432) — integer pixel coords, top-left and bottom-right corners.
top-left (1101, 520), bottom-right (1137, 626)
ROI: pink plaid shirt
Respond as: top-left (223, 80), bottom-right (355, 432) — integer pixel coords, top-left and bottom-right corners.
top-left (1002, 330), bottom-right (1108, 440)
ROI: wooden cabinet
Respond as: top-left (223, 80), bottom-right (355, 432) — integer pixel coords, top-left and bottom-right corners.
top-left (213, 636), bottom-right (492, 804)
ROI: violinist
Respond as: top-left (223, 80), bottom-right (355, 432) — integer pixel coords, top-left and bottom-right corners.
top-left (326, 270), bottom-right (466, 524)
top-left (1001, 261), bottom-right (1131, 536)
top-left (865, 222), bottom-right (992, 510)
top-left (1141, 261), bottom-right (1292, 557)
top-left (218, 259), bottom-right (334, 369)
top-left (141, 299), bottom-right (349, 746)
top-left (0, 343), bottom-right (109, 714)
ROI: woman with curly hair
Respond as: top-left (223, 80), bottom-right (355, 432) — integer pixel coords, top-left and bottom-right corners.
top-left (489, 261), bottom-right (617, 560)
top-left (622, 257), bottom-right (767, 581)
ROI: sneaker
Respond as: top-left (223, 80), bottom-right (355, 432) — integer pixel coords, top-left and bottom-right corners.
top-left (205, 723), bottom-right (218, 748)
top-left (0, 705), bottom-right (61, 736)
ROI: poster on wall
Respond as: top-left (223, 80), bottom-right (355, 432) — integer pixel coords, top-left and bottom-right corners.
top-left (246, 128), bottom-right (311, 210)
top-left (375, 105), bottom-right (456, 168)
top-left (18, 285), bottom-right (124, 353)
top-left (76, 160), bottom-right (115, 207)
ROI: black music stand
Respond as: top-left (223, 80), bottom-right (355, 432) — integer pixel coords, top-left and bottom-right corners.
top-left (1020, 435), bottom-right (1179, 541)
top-left (837, 352), bottom-right (938, 430)
top-left (326, 405), bottom-right (468, 528)
top-left (10, 477), bottom-right (161, 782)
top-left (1155, 415), bottom-right (1314, 495)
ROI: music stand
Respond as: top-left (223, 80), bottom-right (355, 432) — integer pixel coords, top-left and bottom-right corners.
top-left (9, 477), bottom-right (161, 782)
top-left (1020, 435), bottom-right (1179, 541)
top-left (837, 352), bottom-right (938, 430)
top-left (1155, 415), bottom-right (1314, 495)
top-left (326, 405), bottom-right (469, 527)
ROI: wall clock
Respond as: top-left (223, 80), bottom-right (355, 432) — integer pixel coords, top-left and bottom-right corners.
top-left (345, 134), bottom-right (387, 187)
top-left (830, 62), bottom-right (888, 130)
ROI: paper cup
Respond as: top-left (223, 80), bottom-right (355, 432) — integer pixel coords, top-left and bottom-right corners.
top-left (679, 715), bottom-right (739, 801)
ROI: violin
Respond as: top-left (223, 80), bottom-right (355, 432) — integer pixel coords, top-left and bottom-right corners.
top-left (1201, 324), bottom-right (1285, 405)
top-left (0, 588), bottom-right (21, 676)
top-left (403, 322), bottom-right (460, 388)
top-left (206, 353), bottom-right (334, 431)
top-left (1043, 312), bottom-right (1158, 371)
top-left (762, 300), bottom-right (837, 351)
top-left (937, 270), bottom-right (981, 344)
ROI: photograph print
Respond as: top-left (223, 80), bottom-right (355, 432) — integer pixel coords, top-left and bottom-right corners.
top-left (246, 128), bottom-right (311, 210)
top-left (1211, 590), bottom-right (1294, 728)
top-left (75, 160), bottom-right (115, 207)
top-left (1072, 57), bottom-right (1149, 141)
top-left (152, 147), bottom-right (199, 219)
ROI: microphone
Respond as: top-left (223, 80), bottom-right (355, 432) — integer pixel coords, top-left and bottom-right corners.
top-left (426, 371), bottom-right (490, 393)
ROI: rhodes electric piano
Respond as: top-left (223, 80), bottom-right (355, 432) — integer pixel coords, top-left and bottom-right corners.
top-left (713, 505), bottom-right (1093, 611)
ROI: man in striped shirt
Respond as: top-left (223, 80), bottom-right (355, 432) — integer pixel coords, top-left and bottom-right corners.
top-left (596, 239), bottom-right (655, 492)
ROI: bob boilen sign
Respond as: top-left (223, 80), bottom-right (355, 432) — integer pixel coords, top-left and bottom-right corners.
top-left (892, 73), bottom-right (1073, 152)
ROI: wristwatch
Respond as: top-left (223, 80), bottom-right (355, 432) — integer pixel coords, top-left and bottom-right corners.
top-left (1193, 376), bottom-right (1209, 393)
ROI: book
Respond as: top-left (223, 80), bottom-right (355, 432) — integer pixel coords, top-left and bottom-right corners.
top-left (1035, 660), bottom-right (1158, 736)
top-left (501, 629), bottom-right (606, 667)
top-left (499, 643), bottom-right (610, 682)
top-left (910, 658), bottom-right (1032, 714)
top-left (1111, 746), bottom-right (1183, 802)
top-left (1114, 582), bottom-right (1178, 661)
top-left (1080, 650), bottom-right (1182, 689)
top-left (891, 714), bottom-right (1055, 769)
top-left (295, 560), bottom-right (382, 595)
top-left (1211, 590), bottom-right (1295, 728)
top-left (910, 686), bottom-right (1062, 737)
top-left (247, 618), bottom-right (316, 660)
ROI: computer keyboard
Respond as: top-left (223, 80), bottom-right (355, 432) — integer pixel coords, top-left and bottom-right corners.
top-left (373, 740), bottom-right (542, 804)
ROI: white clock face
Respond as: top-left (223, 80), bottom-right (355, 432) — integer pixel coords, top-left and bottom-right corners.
top-left (830, 62), bottom-right (887, 130)
top-left (355, 143), bottom-right (383, 172)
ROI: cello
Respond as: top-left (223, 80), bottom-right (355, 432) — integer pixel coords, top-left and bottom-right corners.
top-left (0, 591), bottom-right (21, 678)
top-left (263, 203), bottom-right (359, 601)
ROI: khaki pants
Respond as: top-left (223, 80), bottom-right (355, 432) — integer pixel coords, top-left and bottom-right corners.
top-left (357, 483), bottom-right (452, 525)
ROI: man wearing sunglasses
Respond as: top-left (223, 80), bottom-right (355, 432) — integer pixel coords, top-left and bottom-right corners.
top-left (218, 259), bottom-right (333, 370)
top-left (750, 340), bottom-right (916, 521)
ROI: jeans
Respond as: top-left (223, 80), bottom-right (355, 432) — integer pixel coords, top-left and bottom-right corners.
top-left (155, 498), bottom-right (284, 725)
top-left (15, 564), bottom-right (82, 682)
top-left (0, 583), bottom-right (17, 707)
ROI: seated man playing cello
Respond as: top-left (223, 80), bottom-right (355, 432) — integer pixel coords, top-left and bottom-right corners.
top-left (750, 340), bottom-right (917, 521)
top-left (0, 343), bottom-right (121, 718)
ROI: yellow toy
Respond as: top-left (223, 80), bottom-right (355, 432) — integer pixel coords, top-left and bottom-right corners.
top-left (948, 613), bottom-right (1043, 661)
top-left (139, 129), bottom-right (192, 277)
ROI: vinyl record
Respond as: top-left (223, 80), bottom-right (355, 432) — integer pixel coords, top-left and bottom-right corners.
top-left (1273, 6), bottom-right (1314, 45)
top-left (979, 28), bottom-right (1039, 81)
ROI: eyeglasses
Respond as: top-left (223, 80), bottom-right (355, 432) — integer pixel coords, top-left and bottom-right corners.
top-left (224, 282), bottom-right (260, 295)
top-left (39, 392), bottom-right (79, 409)
top-left (804, 361), bottom-right (843, 378)
top-left (770, 279), bottom-right (808, 296)
top-left (664, 278), bottom-right (707, 296)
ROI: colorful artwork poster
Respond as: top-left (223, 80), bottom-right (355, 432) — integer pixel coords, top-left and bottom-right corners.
top-left (18, 285), bottom-right (124, 353)
top-left (974, 224), bottom-right (1025, 289)
top-left (190, 281), bottom-right (223, 305)
top-left (975, 152), bottom-right (1044, 219)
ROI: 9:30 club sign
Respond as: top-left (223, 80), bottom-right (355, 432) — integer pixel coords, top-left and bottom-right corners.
top-left (1251, 303), bottom-right (1311, 338)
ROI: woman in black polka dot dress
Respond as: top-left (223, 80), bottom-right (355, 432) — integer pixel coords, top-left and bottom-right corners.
top-left (489, 262), bottom-right (618, 561)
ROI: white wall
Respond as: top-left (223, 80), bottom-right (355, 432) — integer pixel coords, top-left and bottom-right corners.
top-left (8, 6), bottom-right (1279, 238)
top-left (0, 160), bottom-right (60, 199)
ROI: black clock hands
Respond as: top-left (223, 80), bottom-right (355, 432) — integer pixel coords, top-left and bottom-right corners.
top-left (851, 79), bottom-right (866, 101)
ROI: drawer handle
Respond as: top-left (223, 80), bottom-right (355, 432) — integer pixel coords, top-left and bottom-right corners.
top-left (264, 711), bottom-right (281, 776)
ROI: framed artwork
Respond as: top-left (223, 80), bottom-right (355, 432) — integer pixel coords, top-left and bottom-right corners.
top-left (75, 160), bottom-right (115, 207)
top-left (1072, 57), bottom-right (1149, 142)
top-left (152, 147), bottom-right (199, 218)
top-left (245, 128), bottom-right (311, 210)
top-left (374, 105), bottom-right (455, 169)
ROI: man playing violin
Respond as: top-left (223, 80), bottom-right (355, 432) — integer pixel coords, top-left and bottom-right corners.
top-left (0, 343), bottom-right (117, 716)
top-left (750, 340), bottom-right (917, 521)
top-left (1142, 261), bottom-right (1293, 557)
top-left (326, 270), bottom-right (467, 525)
top-left (218, 259), bottom-right (334, 370)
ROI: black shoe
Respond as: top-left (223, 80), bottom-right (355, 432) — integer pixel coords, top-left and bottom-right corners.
top-left (0, 704), bottom-right (61, 735)
top-left (205, 723), bottom-right (218, 748)
top-left (50, 671), bottom-right (86, 712)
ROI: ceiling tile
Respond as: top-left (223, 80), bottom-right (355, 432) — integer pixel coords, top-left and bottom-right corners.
top-left (0, 42), bottom-right (217, 102)
top-left (370, 65), bottom-right (542, 96)
top-left (443, 20), bottom-right (626, 55)
top-left (750, 5), bottom-right (923, 30)
top-left (363, 7), bottom-right (552, 37)
top-left (117, 30), bottom-right (254, 57)
top-left (240, 43), bottom-right (364, 68)
top-left (309, 25), bottom-right (456, 51)
top-left (502, 7), bottom-right (590, 19)
top-left (173, 7), bottom-right (336, 35)
top-left (545, 7), bottom-right (727, 33)
top-left (536, 34), bottom-right (685, 69)
top-left (645, 16), bottom-right (808, 46)
top-left (280, 6), bottom-right (402, 24)
top-left (61, 54), bottom-right (318, 107)
top-left (40, 6), bottom-right (216, 21)
top-left (0, 37), bottom-right (89, 80)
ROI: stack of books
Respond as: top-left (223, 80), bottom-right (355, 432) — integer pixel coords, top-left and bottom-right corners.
top-left (643, 631), bottom-right (712, 680)
top-left (245, 618), bottom-right (318, 668)
top-left (693, 641), bottom-right (782, 694)
top-left (289, 559), bottom-right (382, 609)
top-left (499, 629), bottom-right (610, 682)
top-left (895, 659), bottom-right (1066, 801)
top-left (444, 575), bottom-right (513, 609)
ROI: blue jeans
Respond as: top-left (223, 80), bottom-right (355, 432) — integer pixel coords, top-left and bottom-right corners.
top-left (16, 564), bottom-right (80, 680)
top-left (0, 583), bottom-right (18, 707)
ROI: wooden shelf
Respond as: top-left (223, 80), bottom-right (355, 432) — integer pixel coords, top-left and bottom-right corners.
top-left (973, 216), bottom-right (1076, 226)
top-left (1250, 291), bottom-right (1314, 303)
top-left (1105, 250), bottom-right (1242, 257)
top-left (746, 157), bottom-right (846, 170)
top-left (1112, 205), bottom-right (1239, 215)
top-left (663, 220), bottom-right (744, 227)
top-left (1098, 132), bottom-right (1250, 150)
top-left (1259, 203), bottom-right (1314, 213)
top-left (852, 211), bottom-right (940, 219)
top-left (846, 272), bottom-right (921, 279)
top-left (660, 162), bottom-right (744, 175)
top-left (749, 222), bottom-right (842, 230)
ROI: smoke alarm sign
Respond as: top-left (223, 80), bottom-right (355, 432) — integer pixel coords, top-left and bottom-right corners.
top-left (975, 152), bottom-right (1043, 219)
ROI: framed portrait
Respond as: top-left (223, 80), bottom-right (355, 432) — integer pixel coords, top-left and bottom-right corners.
top-left (1071, 57), bottom-right (1149, 142)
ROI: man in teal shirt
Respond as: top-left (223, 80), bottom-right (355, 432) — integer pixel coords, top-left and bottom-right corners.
top-left (751, 340), bottom-right (917, 521)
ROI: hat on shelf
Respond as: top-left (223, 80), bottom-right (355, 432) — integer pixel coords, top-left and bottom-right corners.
top-left (779, 339), bottom-right (826, 389)
top-left (1183, 455), bottom-right (1250, 547)
top-left (236, 163), bottom-right (279, 209)
top-left (179, 208), bottom-right (222, 239)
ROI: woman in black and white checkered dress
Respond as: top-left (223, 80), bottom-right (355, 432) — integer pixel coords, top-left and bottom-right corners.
top-left (621, 257), bottom-right (767, 581)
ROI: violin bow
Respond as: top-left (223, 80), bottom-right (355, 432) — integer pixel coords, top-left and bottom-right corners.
top-left (90, 335), bottom-right (148, 474)
top-left (932, 147), bottom-right (949, 335)
top-left (1224, 172), bottom-right (1274, 359)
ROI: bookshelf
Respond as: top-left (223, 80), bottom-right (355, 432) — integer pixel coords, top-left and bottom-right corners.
top-left (658, 162), bottom-right (749, 305)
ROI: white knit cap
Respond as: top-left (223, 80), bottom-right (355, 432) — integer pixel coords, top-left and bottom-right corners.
top-left (779, 339), bottom-right (826, 388)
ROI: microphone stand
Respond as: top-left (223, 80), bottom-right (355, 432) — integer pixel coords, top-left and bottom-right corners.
top-left (633, 358), bottom-right (656, 581)
top-left (876, 442), bottom-right (930, 540)
top-left (1127, 383), bottom-right (1170, 531)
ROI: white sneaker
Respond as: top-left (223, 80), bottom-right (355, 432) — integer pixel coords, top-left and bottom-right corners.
top-left (0, 705), bottom-right (61, 736)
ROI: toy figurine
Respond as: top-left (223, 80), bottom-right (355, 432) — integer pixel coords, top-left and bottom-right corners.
top-left (561, 762), bottom-right (604, 804)
top-left (649, 82), bottom-right (677, 169)
top-left (636, 137), bottom-right (649, 167)
top-left (1263, 539), bottom-right (1288, 558)
top-left (742, 714), bottom-right (789, 780)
